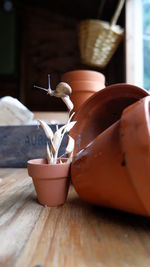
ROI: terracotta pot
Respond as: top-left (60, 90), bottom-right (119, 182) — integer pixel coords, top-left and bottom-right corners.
top-left (70, 83), bottom-right (149, 154)
top-left (61, 70), bottom-right (105, 113)
top-left (71, 96), bottom-right (150, 216)
top-left (27, 158), bottom-right (70, 207)
top-left (68, 80), bottom-right (105, 113)
top-left (61, 69), bottom-right (105, 83)
top-left (120, 96), bottom-right (150, 215)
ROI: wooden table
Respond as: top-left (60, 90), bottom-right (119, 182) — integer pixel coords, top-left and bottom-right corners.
top-left (1, 169), bottom-right (150, 267)
top-left (34, 112), bottom-right (69, 124)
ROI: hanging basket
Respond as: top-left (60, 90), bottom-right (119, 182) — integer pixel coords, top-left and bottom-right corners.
top-left (78, 0), bottom-right (125, 68)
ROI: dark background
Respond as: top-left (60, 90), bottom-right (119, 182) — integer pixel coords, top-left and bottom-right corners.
top-left (0, 0), bottom-right (125, 111)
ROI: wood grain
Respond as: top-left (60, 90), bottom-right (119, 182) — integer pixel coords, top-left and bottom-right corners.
top-left (0, 169), bottom-right (150, 267)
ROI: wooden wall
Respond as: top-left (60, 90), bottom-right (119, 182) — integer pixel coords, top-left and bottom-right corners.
top-left (0, 0), bottom-right (125, 111)
top-left (20, 7), bottom-right (83, 111)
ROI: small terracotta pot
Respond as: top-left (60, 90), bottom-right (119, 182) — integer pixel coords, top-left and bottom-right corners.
top-left (61, 70), bottom-right (105, 113)
top-left (71, 96), bottom-right (150, 216)
top-left (27, 158), bottom-right (71, 207)
top-left (70, 84), bottom-right (149, 154)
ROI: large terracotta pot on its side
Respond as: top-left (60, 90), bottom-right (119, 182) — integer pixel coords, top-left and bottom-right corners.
top-left (28, 159), bottom-right (70, 207)
top-left (120, 96), bottom-right (150, 214)
top-left (70, 84), bottom-right (149, 154)
top-left (61, 70), bottom-right (105, 113)
top-left (71, 96), bottom-right (150, 216)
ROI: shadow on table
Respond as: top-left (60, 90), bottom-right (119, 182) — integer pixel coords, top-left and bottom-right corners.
top-left (68, 193), bottom-right (150, 230)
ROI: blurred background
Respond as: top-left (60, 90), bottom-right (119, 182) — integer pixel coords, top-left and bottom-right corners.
top-left (1, 0), bottom-right (149, 111)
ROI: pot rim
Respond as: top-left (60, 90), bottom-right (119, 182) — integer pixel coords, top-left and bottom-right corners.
top-left (61, 69), bottom-right (105, 83)
top-left (74, 83), bottom-right (149, 117)
top-left (27, 158), bottom-right (71, 179)
top-left (27, 158), bottom-right (70, 166)
top-left (70, 83), bottom-right (149, 154)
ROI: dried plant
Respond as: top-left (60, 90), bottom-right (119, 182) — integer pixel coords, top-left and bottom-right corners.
top-left (34, 75), bottom-right (76, 164)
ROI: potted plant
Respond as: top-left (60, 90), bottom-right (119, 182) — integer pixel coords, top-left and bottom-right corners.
top-left (27, 75), bottom-right (76, 207)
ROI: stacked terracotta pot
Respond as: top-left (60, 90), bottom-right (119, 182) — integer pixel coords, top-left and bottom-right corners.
top-left (71, 83), bottom-right (150, 216)
top-left (61, 70), bottom-right (105, 113)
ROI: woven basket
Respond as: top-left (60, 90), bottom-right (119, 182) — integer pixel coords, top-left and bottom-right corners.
top-left (79, 0), bottom-right (125, 68)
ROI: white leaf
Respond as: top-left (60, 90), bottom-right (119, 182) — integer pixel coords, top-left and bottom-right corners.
top-left (46, 143), bottom-right (53, 164)
top-left (52, 124), bottom-right (67, 152)
top-left (52, 121), bottom-right (76, 154)
top-left (65, 121), bottom-right (76, 132)
top-left (66, 156), bottom-right (73, 163)
top-left (66, 135), bottom-right (75, 154)
top-left (38, 120), bottom-right (53, 141)
top-left (55, 124), bottom-right (66, 135)
top-left (67, 112), bottom-right (75, 123)
top-left (52, 129), bottom-right (62, 153)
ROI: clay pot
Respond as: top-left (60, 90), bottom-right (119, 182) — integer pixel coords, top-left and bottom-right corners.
top-left (61, 70), bottom-right (105, 113)
top-left (120, 96), bottom-right (150, 215)
top-left (70, 83), bottom-right (149, 154)
top-left (71, 96), bottom-right (150, 216)
top-left (27, 158), bottom-right (70, 207)
top-left (61, 70), bottom-right (105, 83)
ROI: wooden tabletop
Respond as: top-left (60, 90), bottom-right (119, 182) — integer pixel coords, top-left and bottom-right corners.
top-left (1, 169), bottom-right (150, 267)
top-left (34, 112), bottom-right (69, 124)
